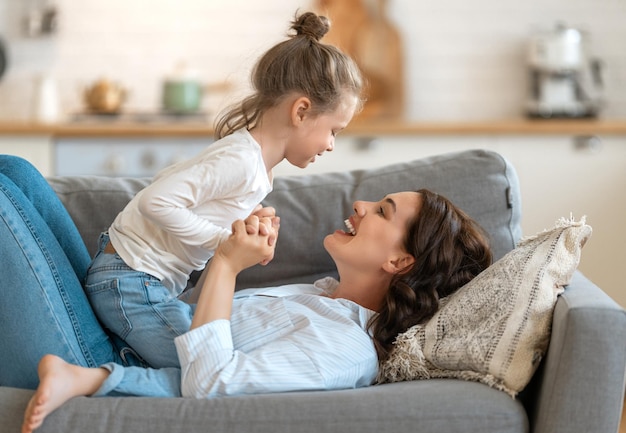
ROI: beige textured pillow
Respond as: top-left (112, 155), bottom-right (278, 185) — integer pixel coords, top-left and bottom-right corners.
top-left (378, 217), bottom-right (592, 397)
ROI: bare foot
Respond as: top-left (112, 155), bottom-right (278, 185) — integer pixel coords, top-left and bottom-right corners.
top-left (22, 354), bottom-right (109, 433)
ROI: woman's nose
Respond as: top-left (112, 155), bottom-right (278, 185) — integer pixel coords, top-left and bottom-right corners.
top-left (353, 201), bottom-right (366, 217)
top-left (327, 140), bottom-right (334, 152)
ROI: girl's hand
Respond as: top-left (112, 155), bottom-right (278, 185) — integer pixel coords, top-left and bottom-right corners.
top-left (192, 214), bottom-right (277, 329)
top-left (215, 216), bottom-right (277, 274)
top-left (248, 205), bottom-right (280, 265)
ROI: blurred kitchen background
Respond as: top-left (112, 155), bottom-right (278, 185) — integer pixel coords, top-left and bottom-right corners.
top-left (0, 0), bottom-right (625, 310)
top-left (0, 0), bottom-right (624, 120)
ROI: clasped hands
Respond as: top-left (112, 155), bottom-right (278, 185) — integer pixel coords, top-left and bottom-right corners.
top-left (214, 205), bottom-right (280, 273)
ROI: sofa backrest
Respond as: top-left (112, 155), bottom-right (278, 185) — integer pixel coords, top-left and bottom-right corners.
top-left (48, 149), bottom-right (522, 289)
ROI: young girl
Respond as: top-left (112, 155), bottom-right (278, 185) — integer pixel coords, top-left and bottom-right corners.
top-left (85, 11), bottom-right (363, 368)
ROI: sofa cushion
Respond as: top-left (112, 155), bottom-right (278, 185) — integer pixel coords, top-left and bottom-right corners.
top-left (2, 379), bottom-right (528, 433)
top-left (48, 176), bottom-right (150, 257)
top-left (378, 217), bottom-right (592, 397)
top-left (48, 149), bottom-right (522, 289)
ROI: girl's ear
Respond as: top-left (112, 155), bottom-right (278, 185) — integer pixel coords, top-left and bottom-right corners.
top-left (291, 96), bottom-right (312, 124)
top-left (382, 253), bottom-right (416, 275)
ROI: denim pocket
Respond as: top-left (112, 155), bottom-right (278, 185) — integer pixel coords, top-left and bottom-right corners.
top-left (143, 277), bottom-right (192, 337)
top-left (85, 278), bottom-right (132, 340)
top-left (143, 276), bottom-right (175, 304)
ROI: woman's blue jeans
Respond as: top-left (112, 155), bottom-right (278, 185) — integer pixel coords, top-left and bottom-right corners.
top-left (0, 155), bottom-right (123, 389)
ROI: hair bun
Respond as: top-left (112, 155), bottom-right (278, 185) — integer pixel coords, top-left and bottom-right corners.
top-left (291, 12), bottom-right (330, 42)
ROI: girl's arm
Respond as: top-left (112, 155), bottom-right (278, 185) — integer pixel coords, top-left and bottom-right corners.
top-left (136, 152), bottom-right (264, 250)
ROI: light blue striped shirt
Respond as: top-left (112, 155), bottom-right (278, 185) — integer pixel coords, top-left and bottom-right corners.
top-left (175, 277), bottom-right (379, 398)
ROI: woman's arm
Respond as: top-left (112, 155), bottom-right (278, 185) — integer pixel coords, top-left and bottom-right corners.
top-left (188, 206), bottom-right (279, 304)
top-left (191, 215), bottom-right (276, 329)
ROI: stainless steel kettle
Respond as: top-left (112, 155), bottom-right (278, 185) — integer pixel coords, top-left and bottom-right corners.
top-left (526, 23), bottom-right (604, 118)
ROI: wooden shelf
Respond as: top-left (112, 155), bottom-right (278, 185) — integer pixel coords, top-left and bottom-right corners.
top-left (345, 118), bottom-right (626, 136)
top-left (1, 118), bottom-right (626, 137)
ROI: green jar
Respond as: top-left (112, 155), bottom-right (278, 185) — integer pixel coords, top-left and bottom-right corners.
top-left (162, 80), bottom-right (202, 113)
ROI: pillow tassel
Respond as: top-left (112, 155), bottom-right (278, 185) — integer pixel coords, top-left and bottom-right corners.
top-left (518, 215), bottom-right (587, 247)
top-left (378, 326), bottom-right (429, 383)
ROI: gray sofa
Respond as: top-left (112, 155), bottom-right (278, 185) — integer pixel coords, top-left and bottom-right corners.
top-left (1, 149), bottom-right (625, 433)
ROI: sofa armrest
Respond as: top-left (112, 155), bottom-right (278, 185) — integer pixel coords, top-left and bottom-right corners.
top-left (529, 271), bottom-right (626, 433)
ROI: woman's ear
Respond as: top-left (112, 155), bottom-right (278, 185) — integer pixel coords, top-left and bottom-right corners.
top-left (382, 253), bottom-right (416, 275)
top-left (291, 96), bottom-right (312, 124)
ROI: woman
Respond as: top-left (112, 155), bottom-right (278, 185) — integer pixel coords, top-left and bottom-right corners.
top-left (0, 156), bottom-right (491, 431)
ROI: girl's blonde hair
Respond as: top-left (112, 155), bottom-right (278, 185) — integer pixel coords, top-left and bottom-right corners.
top-left (214, 11), bottom-right (363, 139)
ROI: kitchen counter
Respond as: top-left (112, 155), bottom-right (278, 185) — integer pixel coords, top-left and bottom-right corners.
top-left (0, 120), bottom-right (214, 137)
top-left (1, 118), bottom-right (626, 137)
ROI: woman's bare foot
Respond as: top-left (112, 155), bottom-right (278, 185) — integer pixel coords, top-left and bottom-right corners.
top-left (22, 354), bottom-right (109, 433)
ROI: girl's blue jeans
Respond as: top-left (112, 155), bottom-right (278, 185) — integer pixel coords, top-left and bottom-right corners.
top-left (85, 232), bottom-right (193, 368)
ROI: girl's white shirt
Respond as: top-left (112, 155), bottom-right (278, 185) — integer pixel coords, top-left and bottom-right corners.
top-left (108, 128), bottom-right (272, 294)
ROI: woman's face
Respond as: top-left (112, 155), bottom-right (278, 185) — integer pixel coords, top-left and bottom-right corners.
top-left (324, 191), bottom-right (422, 273)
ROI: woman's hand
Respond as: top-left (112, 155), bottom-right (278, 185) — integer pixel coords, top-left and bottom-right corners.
top-left (191, 215), bottom-right (278, 329)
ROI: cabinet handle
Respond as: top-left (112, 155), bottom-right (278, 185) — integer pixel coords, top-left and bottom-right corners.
top-left (572, 135), bottom-right (602, 154)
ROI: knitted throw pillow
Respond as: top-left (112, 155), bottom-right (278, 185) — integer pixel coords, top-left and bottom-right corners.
top-left (378, 217), bottom-right (592, 397)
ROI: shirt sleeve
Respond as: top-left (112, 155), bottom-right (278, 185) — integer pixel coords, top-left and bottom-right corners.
top-left (136, 150), bottom-right (256, 250)
top-left (174, 319), bottom-right (375, 399)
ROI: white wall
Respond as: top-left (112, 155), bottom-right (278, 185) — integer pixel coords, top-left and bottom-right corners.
top-left (0, 0), bottom-right (625, 121)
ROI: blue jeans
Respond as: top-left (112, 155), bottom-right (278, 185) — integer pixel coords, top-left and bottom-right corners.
top-left (94, 363), bottom-right (182, 397)
top-left (0, 155), bottom-right (124, 389)
top-left (85, 232), bottom-right (193, 368)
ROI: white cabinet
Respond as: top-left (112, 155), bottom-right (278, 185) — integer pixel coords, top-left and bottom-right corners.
top-left (0, 135), bottom-right (53, 176)
top-left (275, 133), bottom-right (626, 310)
top-left (54, 137), bottom-right (212, 177)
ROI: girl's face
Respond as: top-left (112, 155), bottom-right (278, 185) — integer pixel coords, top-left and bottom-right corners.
top-left (285, 94), bottom-right (358, 168)
top-left (324, 191), bottom-right (422, 273)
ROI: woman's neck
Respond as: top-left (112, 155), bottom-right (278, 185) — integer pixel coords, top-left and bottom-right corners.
top-left (331, 272), bottom-right (390, 312)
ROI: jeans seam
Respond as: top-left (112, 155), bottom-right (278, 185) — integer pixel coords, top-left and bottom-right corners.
top-left (0, 183), bottom-right (97, 367)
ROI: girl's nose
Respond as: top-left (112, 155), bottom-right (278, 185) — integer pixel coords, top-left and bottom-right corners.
top-left (327, 138), bottom-right (334, 152)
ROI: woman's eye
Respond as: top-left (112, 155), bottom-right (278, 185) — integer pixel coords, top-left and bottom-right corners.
top-left (378, 206), bottom-right (385, 216)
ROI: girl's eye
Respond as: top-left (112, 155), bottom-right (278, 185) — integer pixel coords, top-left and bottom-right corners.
top-left (331, 130), bottom-right (337, 137)
top-left (378, 206), bottom-right (385, 216)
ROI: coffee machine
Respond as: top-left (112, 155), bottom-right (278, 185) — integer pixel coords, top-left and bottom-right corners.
top-left (526, 23), bottom-right (603, 118)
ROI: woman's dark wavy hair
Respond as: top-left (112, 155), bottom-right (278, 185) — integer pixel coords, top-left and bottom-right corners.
top-left (368, 188), bottom-right (493, 362)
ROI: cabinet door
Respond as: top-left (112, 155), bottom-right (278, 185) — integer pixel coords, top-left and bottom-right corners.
top-left (0, 136), bottom-right (53, 176)
top-left (54, 137), bottom-right (212, 177)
